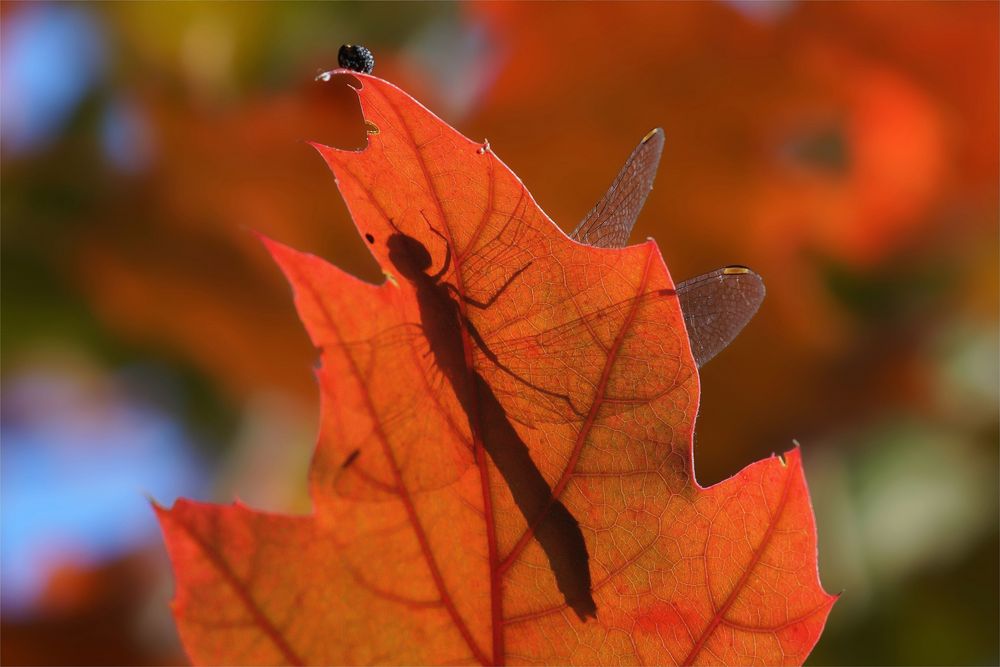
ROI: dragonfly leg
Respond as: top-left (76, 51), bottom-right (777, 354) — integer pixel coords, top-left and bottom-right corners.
top-left (462, 314), bottom-right (580, 416)
top-left (418, 211), bottom-right (452, 281)
top-left (461, 261), bottom-right (533, 310)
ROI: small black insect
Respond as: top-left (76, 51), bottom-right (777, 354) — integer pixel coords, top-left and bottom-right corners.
top-left (365, 233), bottom-right (375, 244)
top-left (341, 449), bottom-right (360, 469)
top-left (338, 44), bottom-right (375, 74)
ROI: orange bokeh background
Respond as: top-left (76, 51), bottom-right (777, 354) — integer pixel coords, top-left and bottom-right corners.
top-left (2, 2), bottom-right (996, 664)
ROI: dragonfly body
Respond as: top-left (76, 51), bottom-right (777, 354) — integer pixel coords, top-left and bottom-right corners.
top-left (372, 121), bottom-right (765, 619)
top-left (386, 223), bottom-right (597, 621)
top-left (387, 229), bottom-right (471, 400)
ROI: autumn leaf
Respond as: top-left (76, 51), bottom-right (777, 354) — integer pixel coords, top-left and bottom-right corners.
top-left (156, 71), bottom-right (835, 665)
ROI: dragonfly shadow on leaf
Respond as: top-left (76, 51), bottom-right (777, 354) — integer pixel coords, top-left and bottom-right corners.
top-left (379, 215), bottom-right (597, 622)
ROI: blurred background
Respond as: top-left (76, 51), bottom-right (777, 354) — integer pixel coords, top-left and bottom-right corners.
top-left (1, 2), bottom-right (996, 664)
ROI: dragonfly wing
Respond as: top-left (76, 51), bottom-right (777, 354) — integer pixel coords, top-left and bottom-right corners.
top-left (568, 128), bottom-right (766, 364)
top-left (570, 128), bottom-right (664, 249)
top-left (676, 266), bottom-right (765, 367)
top-left (476, 288), bottom-right (684, 425)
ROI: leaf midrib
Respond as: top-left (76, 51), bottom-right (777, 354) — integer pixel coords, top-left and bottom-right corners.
top-left (379, 85), bottom-right (505, 666)
top-left (302, 269), bottom-right (490, 666)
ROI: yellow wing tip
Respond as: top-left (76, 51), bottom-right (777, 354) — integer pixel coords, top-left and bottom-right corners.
top-left (722, 266), bottom-right (750, 275)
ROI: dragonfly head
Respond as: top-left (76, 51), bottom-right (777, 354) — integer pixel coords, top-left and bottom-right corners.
top-left (387, 232), bottom-right (432, 280)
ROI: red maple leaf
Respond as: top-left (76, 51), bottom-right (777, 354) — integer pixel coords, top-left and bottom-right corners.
top-left (156, 71), bottom-right (835, 665)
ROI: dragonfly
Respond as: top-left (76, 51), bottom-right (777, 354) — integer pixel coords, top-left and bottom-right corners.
top-left (571, 128), bottom-right (765, 367)
top-left (381, 219), bottom-right (596, 619)
top-left (348, 130), bottom-right (764, 427)
top-left (342, 279), bottom-right (685, 430)
top-left (336, 131), bottom-right (764, 623)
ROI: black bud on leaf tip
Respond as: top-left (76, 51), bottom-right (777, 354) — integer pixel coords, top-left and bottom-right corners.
top-left (338, 44), bottom-right (375, 75)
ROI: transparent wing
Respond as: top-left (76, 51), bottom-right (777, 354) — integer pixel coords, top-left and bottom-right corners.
top-left (676, 266), bottom-right (765, 367)
top-left (570, 128), bottom-right (664, 249)
top-left (333, 321), bottom-right (457, 424)
top-left (347, 288), bottom-right (690, 430)
top-left (477, 287), bottom-right (685, 425)
top-left (569, 128), bottom-right (764, 365)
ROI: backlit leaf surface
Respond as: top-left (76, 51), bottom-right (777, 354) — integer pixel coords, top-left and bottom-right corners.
top-left (156, 72), bottom-right (835, 666)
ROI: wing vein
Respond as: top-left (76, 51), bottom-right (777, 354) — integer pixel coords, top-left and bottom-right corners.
top-left (498, 244), bottom-right (658, 573)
